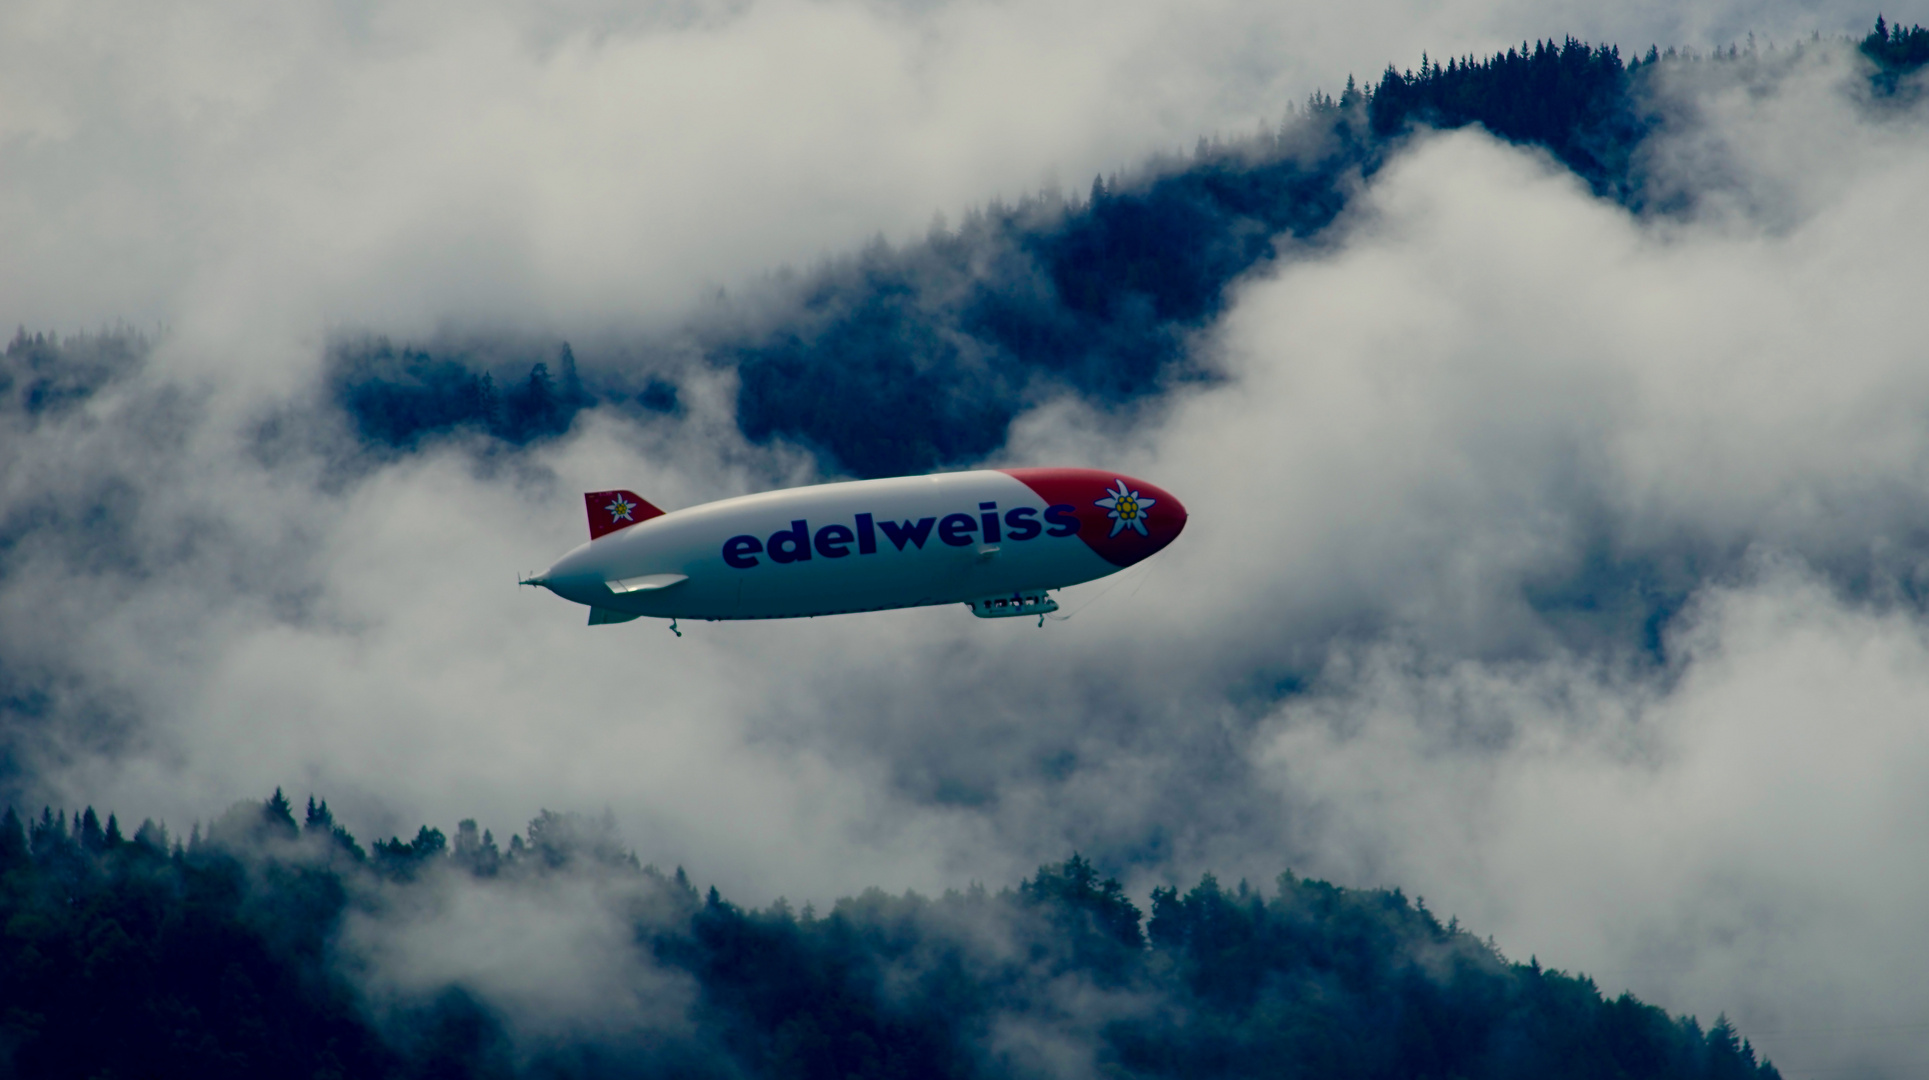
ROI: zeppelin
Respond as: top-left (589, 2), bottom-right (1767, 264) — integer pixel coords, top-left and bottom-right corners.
top-left (519, 468), bottom-right (1187, 628)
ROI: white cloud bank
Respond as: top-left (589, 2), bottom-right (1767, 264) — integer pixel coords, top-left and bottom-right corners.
top-left (0, 0), bottom-right (1883, 355)
top-left (1030, 49), bottom-right (1929, 1076)
top-left (5, 2), bottom-right (1929, 1075)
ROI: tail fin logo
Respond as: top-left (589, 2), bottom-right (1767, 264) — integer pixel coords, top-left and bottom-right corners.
top-left (584, 489), bottom-right (665, 540)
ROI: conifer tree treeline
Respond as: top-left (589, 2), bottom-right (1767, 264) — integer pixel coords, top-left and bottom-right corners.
top-left (1864, 15), bottom-right (1929, 92)
top-left (318, 20), bottom-right (1929, 481)
top-left (12, 28), bottom-right (1921, 479)
top-left (1369, 37), bottom-right (1643, 197)
top-left (333, 340), bottom-right (602, 450)
top-left (1, 326), bottom-right (145, 418)
top-left (0, 790), bottom-right (1784, 1079)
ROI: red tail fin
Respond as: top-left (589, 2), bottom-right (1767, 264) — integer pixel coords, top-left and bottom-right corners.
top-left (585, 490), bottom-right (665, 540)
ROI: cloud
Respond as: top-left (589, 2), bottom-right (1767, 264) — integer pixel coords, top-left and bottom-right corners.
top-left (1250, 561), bottom-right (1929, 1078)
top-left (1018, 46), bottom-right (1929, 1075)
top-left (4, 4), bottom-right (1928, 1075)
top-left (0, 0), bottom-right (1878, 350)
top-left (344, 862), bottom-right (698, 1042)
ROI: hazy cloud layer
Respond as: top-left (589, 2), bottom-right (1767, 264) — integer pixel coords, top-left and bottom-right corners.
top-left (1037, 51), bottom-right (1929, 1075)
top-left (1258, 564), bottom-right (1929, 1078)
top-left (4, 3), bottom-right (1928, 1077)
top-left (345, 865), bottom-right (698, 1042)
top-left (0, 0), bottom-right (1883, 349)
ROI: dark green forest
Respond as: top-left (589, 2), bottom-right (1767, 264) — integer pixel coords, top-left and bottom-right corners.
top-left (326, 21), bottom-right (1929, 480)
top-left (0, 791), bottom-right (1781, 1079)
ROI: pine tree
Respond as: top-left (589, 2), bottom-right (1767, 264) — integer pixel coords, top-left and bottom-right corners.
top-left (305, 796), bottom-right (335, 833)
top-left (265, 787), bottom-right (297, 834)
top-left (558, 342), bottom-right (585, 406)
top-left (133, 818), bottom-right (169, 850)
top-left (0, 807), bottom-right (25, 869)
top-left (80, 806), bottom-right (105, 852)
top-left (453, 818), bottom-right (500, 876)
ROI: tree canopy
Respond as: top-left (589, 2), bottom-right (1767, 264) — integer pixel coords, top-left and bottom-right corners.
top-left (318, 21), bottom-right (1929, 481)
top-left (0, 791), bottom-right (1783, 1079)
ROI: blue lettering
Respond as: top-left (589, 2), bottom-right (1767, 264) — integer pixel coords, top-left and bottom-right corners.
top-left (939, 513), bottom-right (978, 546)
top-left (1004, 506), bottom-right (1041, 541)
top-left (978, 502), bottom-right (1001, 543)
top-left (1045, 504), bottom-right (1080, 537)
top-left (737, 506), bottom-right (1064, 567)
top-left (878, 517), bottom-right (936, 550)
top-left (767, 519), bottom-right (812, 563)
top-left (814, 523), bottom-right (854, 558)
top-left (723, 534), bottom-right (763, 568)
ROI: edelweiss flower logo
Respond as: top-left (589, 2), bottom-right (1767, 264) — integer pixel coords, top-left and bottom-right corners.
top-left (1095, 479), bottom-right (1156, 537)
top-left (605, 495), bottom-right (636, 523)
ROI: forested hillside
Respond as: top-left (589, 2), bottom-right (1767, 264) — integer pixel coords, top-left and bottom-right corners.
top-left (326, 21), bottom-right (1927, 480)
top-left (0, 791), bottom-right (1781, 1079)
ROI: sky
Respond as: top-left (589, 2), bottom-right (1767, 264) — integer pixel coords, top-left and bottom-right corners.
top-left (3, 0), bottom-right (1926, 1076)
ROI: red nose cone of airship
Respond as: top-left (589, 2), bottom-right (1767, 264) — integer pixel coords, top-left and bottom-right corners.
top-left (1000, 467), bottom-right (1187, 568)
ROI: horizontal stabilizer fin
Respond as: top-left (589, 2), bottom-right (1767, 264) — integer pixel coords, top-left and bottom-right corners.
top-left (607, 573), bottom-right (688, 594)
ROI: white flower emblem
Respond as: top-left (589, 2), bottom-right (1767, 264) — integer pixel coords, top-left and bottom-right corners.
top-left (1095, 479), bottom-right (1156, 537)
top-left (605, 495), bottom-right (636, 523)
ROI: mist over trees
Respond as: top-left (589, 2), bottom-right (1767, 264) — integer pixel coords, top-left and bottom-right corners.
top-left (0, 791), bottom-right (1783, 1079)
top-left (1369, 38), bottom-right (1646, 198)
top-left (18, 26), bottom-right (1922, 482)
top-left (3, 21), bottom-right (1924, 1079)
top-left (321, 21), bottom-right (1927, 480)
top-left (0, 327), bottom-right (146, 421)
top-left (1863, 15), bottom-right (1929, 93)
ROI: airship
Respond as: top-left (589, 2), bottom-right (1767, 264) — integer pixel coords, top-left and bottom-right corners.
top-left (520, 468), bottom-right (1186, 631)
